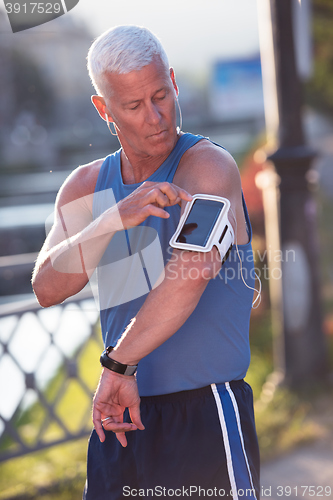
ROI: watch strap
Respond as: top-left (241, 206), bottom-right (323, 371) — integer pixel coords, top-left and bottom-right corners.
top-left (100, 346), bottom-right (138, 376)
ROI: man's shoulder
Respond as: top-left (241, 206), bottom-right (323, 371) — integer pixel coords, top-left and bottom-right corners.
top-left (56, 157), bottom-right (106, 207)
top-left (174, 136), bottom-right (239, 192)
top-left (182, 137), bottom-right (236, 170)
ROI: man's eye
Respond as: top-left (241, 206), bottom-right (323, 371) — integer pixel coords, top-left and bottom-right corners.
top-left (129, 104), bottom-right (139, 110)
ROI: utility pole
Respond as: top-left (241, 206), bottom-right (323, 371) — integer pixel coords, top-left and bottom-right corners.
top-left (256, 0), bottom-right (327, 388)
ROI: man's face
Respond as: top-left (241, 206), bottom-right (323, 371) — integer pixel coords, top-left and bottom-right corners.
top-left (103, 57), bottom-right (179, 161)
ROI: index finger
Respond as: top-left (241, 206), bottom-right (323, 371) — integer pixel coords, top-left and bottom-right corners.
top-left (158, 182), bottom-right (192, 206)
top-left (176, 186), bottom-right (193, 202)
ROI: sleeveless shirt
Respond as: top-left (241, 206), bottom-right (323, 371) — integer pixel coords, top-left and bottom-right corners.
top-left (93, 133), bottom-right (255, 396)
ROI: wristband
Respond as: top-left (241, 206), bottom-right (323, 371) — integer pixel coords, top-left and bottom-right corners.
top-left (100, 346), bottom-right (138, 376)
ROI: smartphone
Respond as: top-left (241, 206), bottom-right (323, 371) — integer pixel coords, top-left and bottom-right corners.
top-left (176, 199), bottom-right (225, 247)
top-left (169, 194), bottom-right (234, 260)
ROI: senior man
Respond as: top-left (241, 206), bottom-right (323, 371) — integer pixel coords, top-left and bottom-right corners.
top-left (32, 25), bottom-right (260, 499)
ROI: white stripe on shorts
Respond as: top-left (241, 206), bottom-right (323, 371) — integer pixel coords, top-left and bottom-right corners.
top-left (225, 382), bottom-right (257, 500)
top-left (211, 383), bottom-right (239, 500)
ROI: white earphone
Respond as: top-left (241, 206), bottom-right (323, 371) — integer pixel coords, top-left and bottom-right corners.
top-left (105, 114), bottom-right (117, 136)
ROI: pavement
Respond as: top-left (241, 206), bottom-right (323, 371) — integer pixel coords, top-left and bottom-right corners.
top-left (261, 442), bottom-right (333, 499)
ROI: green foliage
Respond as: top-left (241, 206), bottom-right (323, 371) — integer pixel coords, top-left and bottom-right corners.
top-left (306, 1), bottom-right (333, 114)
top-left (0, 438), bottom-right (87, 500)
top-left (246, 311), bottom-right (274, 399)
top-left (255, 388), bottom-right (319, 462)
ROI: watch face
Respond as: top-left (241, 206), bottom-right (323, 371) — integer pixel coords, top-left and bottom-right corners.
top-left (176, 199), bottom-right (224, 247)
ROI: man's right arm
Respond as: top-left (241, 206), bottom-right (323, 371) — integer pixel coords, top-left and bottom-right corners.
top-left (32, 162), bottom-right (192, 308)
top-left (32, 159), bottom-right (106, 307)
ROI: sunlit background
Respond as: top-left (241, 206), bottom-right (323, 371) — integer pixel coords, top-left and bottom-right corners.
top-left (0, 1), bottom-right (333, 498)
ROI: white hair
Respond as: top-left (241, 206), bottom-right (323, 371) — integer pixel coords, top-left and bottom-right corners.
top-left (87, 25), bottom-right (170, 96)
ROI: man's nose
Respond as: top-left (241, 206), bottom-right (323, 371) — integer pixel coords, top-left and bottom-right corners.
top-left (146, 102), bottom-right (161, 125)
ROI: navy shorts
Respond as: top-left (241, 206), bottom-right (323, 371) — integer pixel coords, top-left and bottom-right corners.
top-left (83, 380), bottom-right (260, 499)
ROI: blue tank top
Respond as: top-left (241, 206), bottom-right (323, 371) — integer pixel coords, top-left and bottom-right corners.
top-left (93, 133), bottom-right (254, 396)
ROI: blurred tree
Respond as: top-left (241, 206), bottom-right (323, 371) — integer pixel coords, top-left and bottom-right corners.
top-left (306, 0), bottom-right (333, 113)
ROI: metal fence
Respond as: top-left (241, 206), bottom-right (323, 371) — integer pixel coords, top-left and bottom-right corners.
top-left (0, 290), bottom-right (102, 462)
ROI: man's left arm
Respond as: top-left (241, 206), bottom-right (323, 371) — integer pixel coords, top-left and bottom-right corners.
top-left (92, 142), bottom-right (248, 446)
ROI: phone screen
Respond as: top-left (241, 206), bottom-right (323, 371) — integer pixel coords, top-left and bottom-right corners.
top-left (176, 199), bottom-right (224, 247)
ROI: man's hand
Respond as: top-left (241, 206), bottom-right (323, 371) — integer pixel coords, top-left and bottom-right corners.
top-left (117, 181), bottom-right (192, 228)
top-left (92, 368), bottom-right (145, 447)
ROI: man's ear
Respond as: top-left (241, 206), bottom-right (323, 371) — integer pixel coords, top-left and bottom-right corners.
top-left (91, 95), bottom-right (113, 122)
top-left (170, 68), bottom-right (179, 98)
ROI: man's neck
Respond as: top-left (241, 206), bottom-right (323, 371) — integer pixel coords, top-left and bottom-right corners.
top-left (120, 151), bottom-right (166, 184)
top-left (120, 134), bottom-right (181, 185)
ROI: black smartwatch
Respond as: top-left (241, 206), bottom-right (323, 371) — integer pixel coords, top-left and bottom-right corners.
top-left (100, 346), bottom-right (138, 376)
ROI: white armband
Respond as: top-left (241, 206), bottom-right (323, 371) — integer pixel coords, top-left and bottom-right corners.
top-left (169, 194), bottom-right (234, 263)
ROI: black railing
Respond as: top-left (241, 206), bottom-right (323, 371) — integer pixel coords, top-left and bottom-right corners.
top-left (0, 289), bottom-right (102, 462)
